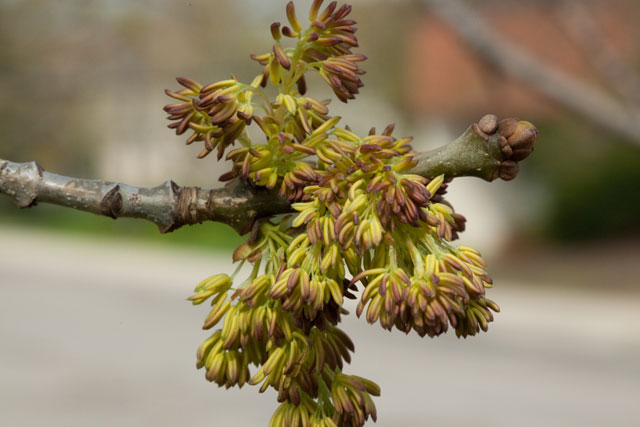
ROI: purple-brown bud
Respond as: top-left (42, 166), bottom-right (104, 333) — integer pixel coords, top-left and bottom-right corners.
top-left (478, 114), bottom-right (498, 135)
top-left (273, 44), bottom-right (291, 70)
top-left (500, 120), bottom-right (539, 162)
top-left (309, 0), bottom-right (323, 21)
top-left (498, 160), bottom-right (519, 181)
top-left (507, 121), bottom-right (538, 149)
top-left (270, 22), bottom-right (282, 41)
top-left (286, 1), bottom-right (302, 33)
top-left (319, 1), bottom-right (338, 23)
top-left (498, 118), bottom-right (519, 139)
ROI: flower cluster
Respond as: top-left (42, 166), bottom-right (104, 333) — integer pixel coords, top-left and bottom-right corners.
top-left (164, 76), bottom-right (260, 160)
top-left (251, 0), bottom-right (365, 103)
top-left (269, 370), bottom-right (379, 427)
top-left (169, 2), bottom-right (503, 426)
top-left (353, 234), bottom-right (498, 338)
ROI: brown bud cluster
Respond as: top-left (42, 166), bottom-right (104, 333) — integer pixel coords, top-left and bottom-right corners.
top-left (471, 115), bottom-right (539, 181)
top-left (315, 54), bottom-right (366, 102)
top-left (253, 0), bottom-right (364, 100)
top-left (308, 0), bottom-right (358, 51)
top-left (286, 97), bottom-right (332, 142)
top-left (268, 369), bottom-right (379, 426)
top-left (300, 1), bottom-right (366, 102)
top-left (164, 77), bottom-right (256, 159)
top-left (330, 372), bottom-right (379, 426)
top-left (190, 255), bottom-right (363, 407)
top-left (354, 246), bottom-right (498, 338)
top-left (497, 118), bottom-right (539, 181)
top-left (295, 124), bottom-right (441, 251)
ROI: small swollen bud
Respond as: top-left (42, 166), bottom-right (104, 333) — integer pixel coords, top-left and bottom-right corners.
top-left (270, 22), bottom-right (282, 41)
top-left (498, 160), bottom-right (519, 181)
top-left (498, 118), bottom-right (519, 139)
top-left (312, 20), bottom-right (327, 30)
top-left (498, 136), bottom-right (512, 157)
top-left (273, 44), bottom-right (291, 70)
top-left (176, 77), bottom-right (202, 93)
top-left (198, 148), bottom-right (213, 159)
top-left (286, 1), bottom-right (302, 33)
top-left (281, 26), bottom-right (297, 38)
top-left (382, 123), bottom-right (396, 136)
top-left (270, 57), bottom-right (281, 85)
top-left (296, 75), bottom-right (307, 95)
top-left (507, 121), bottom-right (539, 150)
top-left (500, 120), bottom-right (539, 162)
top-left (319, 1), bottom-right (338, 23)
top-left (309, 0), bottom-right (324, 22)
top-left (491, 118), bottom-right (539, 181)
top-left (478, 114), bottom-right (498, 135)
top-left (250, 53), bottom-right (271, 65)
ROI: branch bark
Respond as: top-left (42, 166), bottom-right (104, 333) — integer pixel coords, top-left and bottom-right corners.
top-left (413, 124), bottom-right (504, 181)
top-left (421, 0), bottom-right (640, 144)
top-left (1, 115), bottom-right (535, 235)
top-left (0, 161), bottom-right (290, 235)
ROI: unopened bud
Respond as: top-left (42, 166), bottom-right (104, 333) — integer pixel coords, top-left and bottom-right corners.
top-left (478, 114), bottom-right (498, 135)
top-left (286, 1), bottom-right (302, 33)
top-left (281, 26), bottom-right (297, 38)
top-left (309, 0), bottom-right (323, 21)
top-left (497, 136), bottom-right (511, 155)
top-left (498, 118), bottom-right (519, 139)
top-left (498, 160), bottom-right (519, 181)
top-left (270, 22), bottom-right (282, 41)
top-left (498, 119), bottom-right (539, 163)
top-left (507, 121), bottom-right (539, 150)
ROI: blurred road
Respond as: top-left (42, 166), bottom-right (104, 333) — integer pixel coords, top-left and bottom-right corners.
top-left (1, 226), bottom-right (639, 427)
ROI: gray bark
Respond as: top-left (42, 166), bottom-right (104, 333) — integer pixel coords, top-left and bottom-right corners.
top-left (0, 160), bottom-right (289, 234)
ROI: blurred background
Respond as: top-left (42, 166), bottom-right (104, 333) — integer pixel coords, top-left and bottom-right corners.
top-left (1, 0), bottom-right (639, 426)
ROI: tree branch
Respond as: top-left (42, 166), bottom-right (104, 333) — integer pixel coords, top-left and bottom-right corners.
top-left (1, 115), bottom-right (537, 234)
top-left (0, 161), bottom-right (290, 235)
top-left (413, 123), bottom-right (504, 181)
top-left (421, 0), bottom-right (640, 145)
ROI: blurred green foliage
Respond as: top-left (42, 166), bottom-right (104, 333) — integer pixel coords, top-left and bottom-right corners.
top-left (529, 119), bottom-right (640, 242)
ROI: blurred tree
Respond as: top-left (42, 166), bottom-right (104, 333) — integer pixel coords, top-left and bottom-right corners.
top-left (531, 121), bottom-right (640, 241)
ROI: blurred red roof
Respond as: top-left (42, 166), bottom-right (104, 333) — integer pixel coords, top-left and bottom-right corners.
top-left (404, 1), bottom-right (640, 121)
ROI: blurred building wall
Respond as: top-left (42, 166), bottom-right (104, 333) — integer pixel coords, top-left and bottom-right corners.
top-left (404, 0), bottom-right (640, 121)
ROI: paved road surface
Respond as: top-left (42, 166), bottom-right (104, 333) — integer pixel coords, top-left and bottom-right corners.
top-left (1, 227), bottom-right (638, 426)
